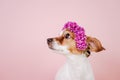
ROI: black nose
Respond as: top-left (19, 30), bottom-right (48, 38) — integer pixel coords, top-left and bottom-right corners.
top-left (47, 38), bottom-right (53, 44)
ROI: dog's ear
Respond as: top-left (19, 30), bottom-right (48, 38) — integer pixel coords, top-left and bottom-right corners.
top-left (86, 36), bottom-right (105, 52)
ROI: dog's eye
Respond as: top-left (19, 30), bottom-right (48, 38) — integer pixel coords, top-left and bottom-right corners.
top-left (65, 33), bottom-right (71, 39)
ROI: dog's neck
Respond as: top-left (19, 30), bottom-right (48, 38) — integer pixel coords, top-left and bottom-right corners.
top-left (65, 53), bottom-right (89, 66)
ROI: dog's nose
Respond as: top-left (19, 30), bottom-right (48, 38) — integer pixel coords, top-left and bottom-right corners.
top-left (47, 38), bottom-right (53, 44)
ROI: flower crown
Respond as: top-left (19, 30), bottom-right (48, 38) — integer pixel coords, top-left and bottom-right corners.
top-left (62, 21), bottom-right (87, 50)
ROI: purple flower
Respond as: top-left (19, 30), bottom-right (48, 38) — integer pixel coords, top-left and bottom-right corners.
top-left (62, 21), bottom-right (88, 50)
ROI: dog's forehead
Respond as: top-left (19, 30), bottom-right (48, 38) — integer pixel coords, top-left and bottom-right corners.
top-left (60, 30), bottom-right (74, 37)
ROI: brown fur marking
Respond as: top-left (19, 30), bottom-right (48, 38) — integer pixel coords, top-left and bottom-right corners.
top-left (87, 36), bottom-right (105, 52)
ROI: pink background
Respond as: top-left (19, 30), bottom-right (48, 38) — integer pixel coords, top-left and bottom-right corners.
top-left (0, 0), bottom-right (120, 80)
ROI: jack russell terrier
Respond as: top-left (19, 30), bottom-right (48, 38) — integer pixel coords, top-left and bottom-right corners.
top-left (47, 22), bottom-right (105, 80)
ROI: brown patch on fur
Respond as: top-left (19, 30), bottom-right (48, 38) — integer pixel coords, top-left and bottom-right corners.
top-left (62, 30), bottom-right (84, 54)
top-left (55, 30), bottom-right (75, 45)
top-left (86, 36), bottom-right (105, 52)
top-left (55, 36), bottom-right (64, 44)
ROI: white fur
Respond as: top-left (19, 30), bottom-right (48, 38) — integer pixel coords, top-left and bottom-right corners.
top-left (52, 41), bottom-right (70, 55)
top-left (52, 40), bottom-right (94, 80)
top-left (55, 53), bottom-right (94, 80)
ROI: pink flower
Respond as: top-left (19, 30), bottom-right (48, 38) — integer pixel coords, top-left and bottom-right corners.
top-left (62, 21), bottom-right (87, 50)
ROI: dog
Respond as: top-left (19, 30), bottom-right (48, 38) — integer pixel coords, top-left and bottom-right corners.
top-left (47, 22), bottom-right (105, 80)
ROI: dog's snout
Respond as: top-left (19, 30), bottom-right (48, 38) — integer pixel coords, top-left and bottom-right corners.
top-left (47, 38), bottom-right (53, 44)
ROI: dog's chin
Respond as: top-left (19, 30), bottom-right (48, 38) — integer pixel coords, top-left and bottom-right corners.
top-left (48, 46), bottom-right (60, 51)
top-left (49, 46), bottom-right (56, 50)
top-left (48, 47), bottom-right (70, 55)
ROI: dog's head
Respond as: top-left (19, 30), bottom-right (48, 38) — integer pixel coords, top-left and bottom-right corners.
top-left (47, 22), bottom-right (105, 57)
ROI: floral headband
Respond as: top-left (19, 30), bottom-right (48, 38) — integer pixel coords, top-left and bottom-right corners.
top-left (62, 21), bottom-right (87, 50)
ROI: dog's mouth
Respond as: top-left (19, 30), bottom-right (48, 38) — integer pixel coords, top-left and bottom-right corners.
top-left (47, 43), bottom-right (53, 49)
top-left (48, 44), bottom-right (61, 52)
top-left (48, 45), bottom-right (55, 50)
top-left (47, 42), bottom-right (60, 51)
